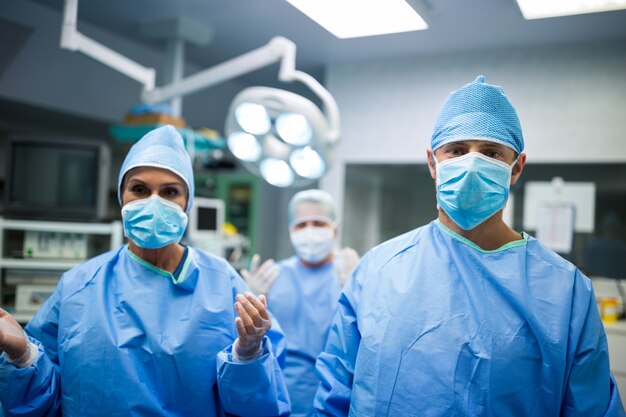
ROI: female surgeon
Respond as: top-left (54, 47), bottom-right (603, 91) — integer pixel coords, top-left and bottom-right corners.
top-left (0, 125), bottom-right (290, 416)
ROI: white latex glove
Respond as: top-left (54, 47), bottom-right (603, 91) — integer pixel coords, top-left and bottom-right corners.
top-left (233, 291), bottom-right (272, 361)
top-left (240, 254), bottom-right (280, 295)
top-left (0, 308), bottom-right (37, 367)
top-left (333, 247), bottom-right (360, 287)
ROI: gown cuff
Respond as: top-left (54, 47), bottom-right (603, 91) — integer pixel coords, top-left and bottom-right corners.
top-left (2, 340), bottom-right (39, 368)
top-left (231, 339), bottom-right (264, 363)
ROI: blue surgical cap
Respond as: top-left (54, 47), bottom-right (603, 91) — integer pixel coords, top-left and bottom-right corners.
top-left (288, 189), bottom-right (336, 227)
top-left (118, 125), bottom-right (194, 213)
top-left (431, 75), bottom-right (524, 154)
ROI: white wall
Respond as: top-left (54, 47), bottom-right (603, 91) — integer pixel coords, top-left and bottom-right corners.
top-left (321, 41), bottom-right (626, 221)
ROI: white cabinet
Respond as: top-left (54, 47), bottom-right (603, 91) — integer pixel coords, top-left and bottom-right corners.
top-left (0, 217), bottom-right (123, 323)
top-left (605, 322), bottom-right (626, 409)
top-left (592, 277), bottom-right (626, 409)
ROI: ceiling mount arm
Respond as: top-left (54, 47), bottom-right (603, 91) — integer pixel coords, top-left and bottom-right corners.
top-left (59, 0), bottom-right (339, 142)
top-left (275, 40), bottom-right (340, 143)
top-left (60, 0), bottom-right (156, 89)
top-left (141, 36), bottom-right (340, 143)
top-left (140, 37), bottom-right (288, 104)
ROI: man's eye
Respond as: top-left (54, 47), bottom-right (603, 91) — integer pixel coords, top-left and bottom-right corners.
top-left (485, 151), bottom-right (501, 159)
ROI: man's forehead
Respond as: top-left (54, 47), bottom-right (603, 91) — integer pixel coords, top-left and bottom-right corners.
top-left (295, 202), bottom-right (327, 218)
top-left (444, 140), bottom-right (509, 149)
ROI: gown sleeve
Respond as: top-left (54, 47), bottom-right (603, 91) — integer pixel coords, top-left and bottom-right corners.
top-left (561, 270), bottom-right (626, 417)
top-left (0, 281), bottom-right (64, 417)
top-left (313, 257), bottom-right (366, 416)
top-left (215, 271), bottom-right (291, 416)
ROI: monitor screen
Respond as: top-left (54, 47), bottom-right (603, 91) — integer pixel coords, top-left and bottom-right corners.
top-left (11, 144), bottom-right (97, 208)
top-left (197, 206), bottom-right (218, 231)
top-left (187, 197), bottom-right (225, 242)
top-left (4, 136), bottom-right (111, 221)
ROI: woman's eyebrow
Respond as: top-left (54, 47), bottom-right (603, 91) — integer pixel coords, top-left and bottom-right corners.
top-left (160, 182), bottom-right (184, 187)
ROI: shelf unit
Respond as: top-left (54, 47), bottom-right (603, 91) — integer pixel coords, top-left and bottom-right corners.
top-left (0, 217), bottom-right (123, 323)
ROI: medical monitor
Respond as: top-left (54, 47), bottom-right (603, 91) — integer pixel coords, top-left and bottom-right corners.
top-left (187, 197), bottom-right (225, 242)
top-left (3, 135), bottom-right (111, 221)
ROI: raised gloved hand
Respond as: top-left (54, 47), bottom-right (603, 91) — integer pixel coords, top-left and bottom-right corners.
top-left (333, 247), bottom-right (360, 287)
top-left (240, 254), bottom-right (280, 295)
top-left (0, 308), bottom-right (36, 367)
top-left (233, 292), bottom-right (272, 361)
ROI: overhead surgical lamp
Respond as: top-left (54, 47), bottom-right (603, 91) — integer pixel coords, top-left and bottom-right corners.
top-left (60, 0), bottom-right (340, 187)
top-left (225, 87), bottom-right (332, 187)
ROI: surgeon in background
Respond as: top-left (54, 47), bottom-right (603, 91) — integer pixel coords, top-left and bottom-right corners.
top-left (0, 125), bottom-right (290, 416)
top-left (314, 76), bottom-right (625, 416)
top-left (242, 189), bottom-right (359, 417)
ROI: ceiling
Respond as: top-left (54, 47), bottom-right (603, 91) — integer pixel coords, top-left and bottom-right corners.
top-left (27, 0), bottom-right (626, 84)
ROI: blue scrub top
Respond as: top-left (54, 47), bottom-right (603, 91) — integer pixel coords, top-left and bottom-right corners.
top-left (315, 220), bottom-right (625, 417)
top-left (268, 256), bottom-right (341, 417)
top-left (0, 245), bottom-right (290, 417)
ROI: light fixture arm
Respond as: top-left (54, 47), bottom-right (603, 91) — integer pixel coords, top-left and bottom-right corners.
top-left (141, 37), bottom-right (340, 143)
top-left (275, 39), bottom-right (341, 143)
top-left (59, 0), bottom-right (340, 143)
top-left (60, 0), bottom-right (156, 89)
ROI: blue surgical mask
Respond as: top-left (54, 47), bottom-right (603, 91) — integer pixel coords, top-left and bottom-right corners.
top-left (435, 152), bottom-right (516, 230)
top-left (122, 195), bottom-right (188, 249)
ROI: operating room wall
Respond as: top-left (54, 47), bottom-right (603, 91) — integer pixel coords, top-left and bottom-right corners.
top-left (321, 40), bottom-right (626, 252)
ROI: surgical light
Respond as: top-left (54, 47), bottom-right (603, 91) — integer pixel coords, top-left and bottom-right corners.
top-left (260, 158), bottom-right (295, 187)
top-left (235, 102), bottom-right (271, 135)
top-left (225, 86), bottom-right (335, 187)
top-left (61, 0), bottom-right (340, 188)
top-left (275, 113), bottom-right (312, 146)
top-left (226, 132), bottom-right (262, 162)
top-left (286, 0), bottom-right (428, 39)
top-left (290, 147), bottom-right (325, 179)
top-left (516, 0), bottom-right (626, 19)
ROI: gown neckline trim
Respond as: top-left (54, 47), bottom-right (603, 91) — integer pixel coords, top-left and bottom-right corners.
top-left (125, 245), bottom-right (194, 284)
top-left (435, 219), bottom-right (528, 253)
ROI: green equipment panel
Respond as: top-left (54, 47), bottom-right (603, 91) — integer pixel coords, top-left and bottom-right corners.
top-left (195, 172), bottom-right (260, 255)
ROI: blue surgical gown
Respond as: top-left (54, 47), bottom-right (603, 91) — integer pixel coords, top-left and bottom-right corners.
top-left (315, 220), bottom-right (625, 416)
top-left (268, 256), bottom-right (341, 417)
top-left (0, 245), bottom-right (290, 417)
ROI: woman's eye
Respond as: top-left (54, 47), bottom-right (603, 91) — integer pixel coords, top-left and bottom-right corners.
top-left (131, 185), bottom-right (147, 194)
top-left (163, 188), bottom-right (180, 198)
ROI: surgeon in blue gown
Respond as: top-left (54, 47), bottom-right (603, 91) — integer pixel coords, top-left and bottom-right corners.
top-left (242, 190), bottom-right (359, 417)
top-left (314, 76), bottom-right (626, 416)
top-left (0, 125), bottom-right (290, 416)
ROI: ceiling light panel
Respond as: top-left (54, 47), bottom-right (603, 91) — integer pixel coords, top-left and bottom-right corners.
top-left (286, 0), bottom-right (428, 39)
top-left (516, 0), bottom-right (626, 19)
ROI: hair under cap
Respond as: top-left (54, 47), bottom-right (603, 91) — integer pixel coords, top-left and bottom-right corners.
top-left (288, 189), bottom-right (336, 227)
top-left (117, 125), bottom-right (195, 213)
top-left (430, 75), bottom-right (524, 154)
